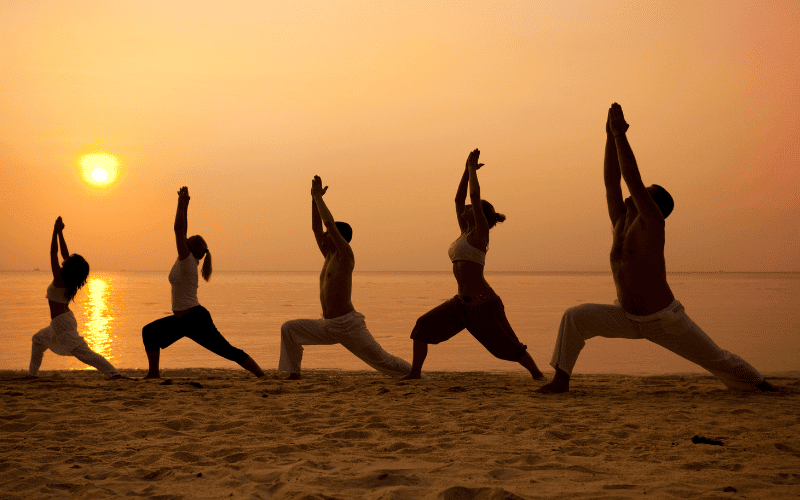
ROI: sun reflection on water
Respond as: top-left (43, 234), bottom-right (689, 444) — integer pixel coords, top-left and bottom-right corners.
top-left (81, 275), bottom-right (116, 365)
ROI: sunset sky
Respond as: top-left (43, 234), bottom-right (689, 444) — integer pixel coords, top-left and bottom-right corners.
top-left (1, 1), bottom-right (798, 272)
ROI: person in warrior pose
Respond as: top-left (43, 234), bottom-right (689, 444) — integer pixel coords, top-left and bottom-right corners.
top-left (402, 149), bottom-right (546, 381)
top-left (537, 103), bottom-right (775, 393)
top-left (29, 217), bottom-right (122, 379)
top-left (142, 187), bottom-right (265, 379)
top-left (278, 176), bottom-right (412, 380)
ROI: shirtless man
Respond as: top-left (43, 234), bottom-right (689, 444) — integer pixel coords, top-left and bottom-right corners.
top-left (537, 103), bottom-right (774, 393)
top-left (278, 176), bottom-right (412, 380)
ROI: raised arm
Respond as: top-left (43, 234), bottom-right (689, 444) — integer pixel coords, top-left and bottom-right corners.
top-left (312, 188), bottom-right (327, 256)
top-left (467, 149), bottom-right (490, 248)
top-left (174, 186), bottom-right (190, 260)
top-left (609, 103), bottom-right (664, 224)
top-left (455, 153), bottom-right (484, 232)
top-left (311, 176), bottom-right (354, 262)
top-left (50, 217), bottom-right (65, 286)
top-left (604, 112), bottom-right (626, 226)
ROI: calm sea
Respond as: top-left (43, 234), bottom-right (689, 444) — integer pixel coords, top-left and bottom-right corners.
top-left (1, 271), bottom-right (798, 376)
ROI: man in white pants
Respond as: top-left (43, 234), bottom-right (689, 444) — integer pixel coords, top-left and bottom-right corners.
top-left (537, 103), bottom-right (774, 393)
top-left (278, 176), bottom-right (411, 380)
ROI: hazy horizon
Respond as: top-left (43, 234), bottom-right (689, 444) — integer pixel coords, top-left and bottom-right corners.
top-left (2, 1), bottom-right (798, 273)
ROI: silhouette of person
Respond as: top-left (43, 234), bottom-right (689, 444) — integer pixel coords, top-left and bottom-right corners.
top-left (142, 187), bottom-right (265, 379)
top-left (28, 217), bottom-right (122, 378)
top-left (402, 149), bottom-right (546, 381)
top-left (278, 176), bottom-right (411, 380)
top-left (537, 103), bottom-right (775, 393)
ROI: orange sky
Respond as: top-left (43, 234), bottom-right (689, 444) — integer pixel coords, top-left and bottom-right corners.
top-left (1, 1), bottom-right (798, 272)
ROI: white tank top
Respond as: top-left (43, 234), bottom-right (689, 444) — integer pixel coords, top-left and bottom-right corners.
top-left (46, 282), bottom-right (70, 304)
top-left (169, 255), bottom-right (201, 311)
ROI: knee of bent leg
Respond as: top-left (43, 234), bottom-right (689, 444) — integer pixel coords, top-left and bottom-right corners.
top-left (141, 324), bottom-right (159, 350)
top-left (280, 321), bottom-right (296, 340)
top-left (563, 303), bottom-right (595, 321)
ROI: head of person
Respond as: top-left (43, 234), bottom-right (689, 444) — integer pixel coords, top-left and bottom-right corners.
top-left (625, 185), bottom-right (674, 219)
top-left (324, 222), bottom-right (353, 248)
top-left (61, 254), bottom-right (89, 302)
top-left (187, 235), bottom-right (212, 281)
top-left (462, 200), bottom-right (507, 229)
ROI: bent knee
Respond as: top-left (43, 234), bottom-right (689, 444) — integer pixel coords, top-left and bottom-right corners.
top-left (562, 303), bottom-right (603, 320)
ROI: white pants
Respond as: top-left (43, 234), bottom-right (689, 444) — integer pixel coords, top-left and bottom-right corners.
top-left (29, 312), bottom-right (120, 377)
top-left (279, 311), bottom-right (411, 378)
top-left (549, 300), bottom-right (764, 390)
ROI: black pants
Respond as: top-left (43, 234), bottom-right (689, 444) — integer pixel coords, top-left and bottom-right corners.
top-left (142, 306), bottom-right (249, 364)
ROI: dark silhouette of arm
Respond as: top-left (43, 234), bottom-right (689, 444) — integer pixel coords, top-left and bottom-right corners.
top-left (604, 115), bottom-right (626, 226)
top-left (467, 149), bottom-right (489, 249)
top-left (312, 176), bottom-right (354, 262)
top-left (50, 217), bottom-right (65, 287)
top-left (312, 195), bottom-right (327, 256)
top-left (609, 103), bottom-right (664, 224)
top-left (174, 187), bottom-right (190, 260)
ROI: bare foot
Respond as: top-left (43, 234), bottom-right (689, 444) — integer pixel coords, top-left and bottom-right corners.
top-left (400, 371), bottom-right (422, 381)
top-left (535, 368), bottom-right (570, 393)
top-left (530, 369), bottom-right (547, 382)
top-left (756, 380), bottom-right (778, 392)
top-left (143, 373), bottom-right (161, 380)
top-left (286, 373), bottom-right (301, 380)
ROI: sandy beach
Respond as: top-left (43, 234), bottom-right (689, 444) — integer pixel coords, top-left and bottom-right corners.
top-left (1, 369), bottom-right (799, 499)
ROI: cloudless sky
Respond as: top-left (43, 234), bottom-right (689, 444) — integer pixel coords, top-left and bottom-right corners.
top-left (1, 1), bottom-right (798, 272)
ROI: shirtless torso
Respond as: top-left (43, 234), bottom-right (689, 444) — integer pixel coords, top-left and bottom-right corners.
top-left (610, 197), bottom-right (675, 316)
top-left (311, 176), bottom-right (356, 320)
top-left (319, 247), bottom-right (355, 319)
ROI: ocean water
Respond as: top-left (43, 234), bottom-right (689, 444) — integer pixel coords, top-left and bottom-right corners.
top-left (1, 271), bottom-right (798, 376)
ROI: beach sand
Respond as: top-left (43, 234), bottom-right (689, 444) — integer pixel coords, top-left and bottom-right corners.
top-left (1, 369), bottom-right (799, 499)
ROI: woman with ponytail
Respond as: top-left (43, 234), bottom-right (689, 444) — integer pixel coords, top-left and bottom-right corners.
top-left (142, 187), bottom-right (265, 379)
top-left (402, 149), bottom-right (546, 381)
top-left (28, 217), bottom-right (122, 378)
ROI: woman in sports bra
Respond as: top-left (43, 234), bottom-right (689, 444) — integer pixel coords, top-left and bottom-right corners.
top-left (402, 149), bottom-right (545, 381)
top-left (141, 187), bottom-right (266, 379)
top-left (28, 217), bottom-right (122, 379)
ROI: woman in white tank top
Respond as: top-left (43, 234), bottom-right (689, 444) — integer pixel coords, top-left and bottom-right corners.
top-left (141, 187), bottom-right (266, 379)
top-left (402, 149), bottom-right (546, 382)
top-left (28, 217), bottom-right (122, 378)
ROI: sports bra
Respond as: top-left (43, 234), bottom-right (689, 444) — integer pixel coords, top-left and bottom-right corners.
top-left (448, 232), bottom-right (486, 266)
top-left (46, 282), bottom-right (70, 304)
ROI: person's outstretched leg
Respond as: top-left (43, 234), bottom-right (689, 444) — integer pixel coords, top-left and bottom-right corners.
top-left (464, 296), bottom-right (545, 381)
top-left (537, 303), bottom-right (636, 393)
top-left (29, 327), bottom-right (51, 377)
top-left (641, 302), bottom-right (769, 391)
top-left (182, 307), bottom-right (264, 378)
top-left (337, 313), bottom-right (412, 378)
top-left (71, 344), bottom-right (121, 378)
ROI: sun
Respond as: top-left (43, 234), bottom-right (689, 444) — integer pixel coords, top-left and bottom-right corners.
top-left (80, 154), bottom-right (119, 188)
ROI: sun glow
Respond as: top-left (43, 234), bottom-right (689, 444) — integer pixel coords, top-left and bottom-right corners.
top-left (80, 153), bottom-right (119, 188)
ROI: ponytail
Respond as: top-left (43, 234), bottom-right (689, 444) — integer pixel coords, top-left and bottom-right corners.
top-left (201, 250), bottom-right (212, 281)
